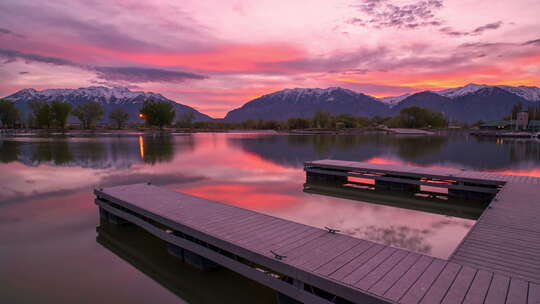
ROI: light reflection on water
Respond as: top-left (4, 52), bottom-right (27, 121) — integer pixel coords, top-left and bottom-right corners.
top-left (1, 132), bottom-right (540, 303)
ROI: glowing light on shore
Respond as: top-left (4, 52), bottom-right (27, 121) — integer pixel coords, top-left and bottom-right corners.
top-left (139, 136), bottom-right (145, 159)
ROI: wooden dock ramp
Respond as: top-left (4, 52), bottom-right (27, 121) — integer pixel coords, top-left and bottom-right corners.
top-left (95, 161), bottom-right (540, 303)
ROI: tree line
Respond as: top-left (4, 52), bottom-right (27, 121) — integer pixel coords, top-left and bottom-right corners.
top-left (0, 100), bottom-right (173, 129)
top-left (178, 106), bottom-right (448, 130)
top-left (0, 98), bottom-right (447, 130)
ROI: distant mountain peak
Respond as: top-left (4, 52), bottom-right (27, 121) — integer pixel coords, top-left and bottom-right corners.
top-left (225, 86), bottom-right (386, 122)
top-left (433, 83), bottom-right (540, 101)
top-left (4, 86), bottom-right (169, 104)
top-left (435, 83), bottom-right (488, 98)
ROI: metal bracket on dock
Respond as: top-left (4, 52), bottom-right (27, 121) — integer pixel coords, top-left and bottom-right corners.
top-left (324, 227), bottom-right (340, 234)
top-left (270, 250), bottom-right (287, 260)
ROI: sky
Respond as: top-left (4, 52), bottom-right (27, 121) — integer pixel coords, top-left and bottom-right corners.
top-left (0, 0), bottom-right (539, 118)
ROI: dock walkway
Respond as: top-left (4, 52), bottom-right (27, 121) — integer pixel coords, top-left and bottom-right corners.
top-left (95, 178), bottom-right (539, 303)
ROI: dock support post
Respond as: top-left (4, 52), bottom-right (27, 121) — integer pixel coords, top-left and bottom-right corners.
top-left (375, 175), bottom-right (420, 192)
top-left (99, 207), bottom-right (131, 225)
top-left (448, 189), bottom-right (494, 201)
top-left (166, 243), bottom-right (184, 260)
top-left (276, 293), bottom-right (303, 304)
top-left (306, 171), bottom-right (347, 185)
top-left (169, 246), bottom-right (220, 271)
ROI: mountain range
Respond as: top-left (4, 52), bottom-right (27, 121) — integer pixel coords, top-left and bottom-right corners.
top-left (2, 83), bottom-right (540, 124)
top-left (3, 86), bottom-right (212, 123)
top-left (224, 84), bottom-right (540, 123)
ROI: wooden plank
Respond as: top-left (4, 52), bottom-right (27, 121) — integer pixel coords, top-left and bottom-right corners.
top-left (315, 240), bottom-right (374, 276)
top-left (419, 263), bottom-right (461, 304)
top-left (341, 246), bottom-right (397, 285)
top-left (329, 244), bottom-right (386, 281)
top-left (228, 217), bottom-right (291, 245)
top-left (258, 227), bottom-right (323, 253)
top-left (213, 214), bottom-right (274, 240)
top-left (530, 283), bottom-right (540, 304)
top-left (399, 259), bottom-right (446, 304)
top-left (461, 237), bottom-right (540, 254)
top-left (484, 274), bottom-right (510, 304)
top-left (458, 240), bottom-right (540, 259)
top-left (383, 255), bottom-right (434, 302)
top-left (463, 270), bottom-right (493, 304)
top-left (240, 221), bottom-right (305, 248)
top-left (286, 233), bottom-right (351, 266)
top-left (300, 236), bottom-right (363, 271)
top-left (451, 253), bottom-right (540, 280)
top-left (506, 278), bottom-right (528, 304)
top-left (453, 247), bottom-right (540, 269)
top-left (369, 252), bottom-right (421, 296)
top-left (252, 224), bottom-right (313, 252)
top-left (440, 266), bottom-right (477, 304)
top-left (268, 229), bottom-right (328, 256)
top-left (354, 249), bottom-right (409, 290)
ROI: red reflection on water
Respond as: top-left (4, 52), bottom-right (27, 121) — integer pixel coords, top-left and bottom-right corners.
top-left (491, 169), bottom-right (540, 178)
top-left (368, 156), bottom-right (540, 178)
top-left (179, 183), bottom-right (300, 210)
top-left (366, 157), bottom-right (403, 165)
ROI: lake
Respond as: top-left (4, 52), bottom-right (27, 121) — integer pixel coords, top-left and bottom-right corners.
top-left (1, 131), bottom-right (539, 303)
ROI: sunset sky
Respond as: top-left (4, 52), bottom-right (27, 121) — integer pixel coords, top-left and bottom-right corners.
top-left (1, 0), bottom-right (539, 117)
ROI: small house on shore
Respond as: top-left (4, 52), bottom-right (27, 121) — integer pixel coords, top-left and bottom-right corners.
top-left (480, 119), bottom-right (540, 132)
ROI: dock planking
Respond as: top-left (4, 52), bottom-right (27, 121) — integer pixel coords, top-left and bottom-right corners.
top-left (94, 158), bottom-right (540, 303)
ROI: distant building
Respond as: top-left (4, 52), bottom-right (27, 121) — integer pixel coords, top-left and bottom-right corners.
top-left (480, 119), bottom-right (540, 132)
top-left (516, 111), bottom-right (529, 130)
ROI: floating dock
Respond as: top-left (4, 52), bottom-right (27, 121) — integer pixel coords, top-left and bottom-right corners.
top-left (95, 160), bottom-right (540, 304)
top-left (385, 128), bottom-right (435, 135)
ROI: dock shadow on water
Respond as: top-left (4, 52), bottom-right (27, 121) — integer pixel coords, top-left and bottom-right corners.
top-left (96, 219), bottom-right (275, 304)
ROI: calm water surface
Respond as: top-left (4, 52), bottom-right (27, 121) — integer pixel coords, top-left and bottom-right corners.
top-left (1, 132), bottom-right (540, 303)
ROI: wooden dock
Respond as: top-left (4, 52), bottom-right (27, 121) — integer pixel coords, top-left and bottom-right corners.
top-left (306, 160), bottom-right (540, 284)
top-left (95, 180), bottom-right (539, 303)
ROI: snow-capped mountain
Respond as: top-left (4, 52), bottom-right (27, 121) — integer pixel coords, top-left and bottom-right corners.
top-left (497, 85), bottom-right (540, 101)
top-left (224, 84), bottom-right (540, 123)
top-left (6, 86), bottom-right (170, 104)
top-left (435, 83), bottom-right (489, 99)
top-left (433, 83), bottom-right (540, 101)
top-left (380, 93), bottom-right (412, 107)
top-left (3, 86), bottom-right (213, 122)
top-left (224, 87), bottom-right (388, 122)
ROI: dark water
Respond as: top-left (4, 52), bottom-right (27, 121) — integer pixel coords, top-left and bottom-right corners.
top-left (1, 131), bottom-right (539, 303)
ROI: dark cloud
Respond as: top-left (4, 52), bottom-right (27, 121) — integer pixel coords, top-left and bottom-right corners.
top-left (440, 21), bottom-right (503, 37)
top-left (266, 47), bottom-right (388, 73)
top-left (523, 38), bottom-right (540, 46)
top-left (94, 66), bottom-right (207, 83)
top-left (267, 45), bottom-right (478, 74)
top-left (0, 27), bottom-right (24, 38)
top-left (0, 1), bottom-right (214, 54)
top-left (0, 48), bottom-right (78, 66)
top-left (89, 80), bottom-right (141, 89)
top-left (42, 16), bottom-right (162, 52)
top-left (0, 48), bottom-right (207, 84)
top-left (349, 0), bottom-right (444, 29)
top-left (341, 82), bottom-right (415, 95)
top-left (472, 21), bottom-right (503, 34)
top-left (18, 71), bottom-right (29, 75)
